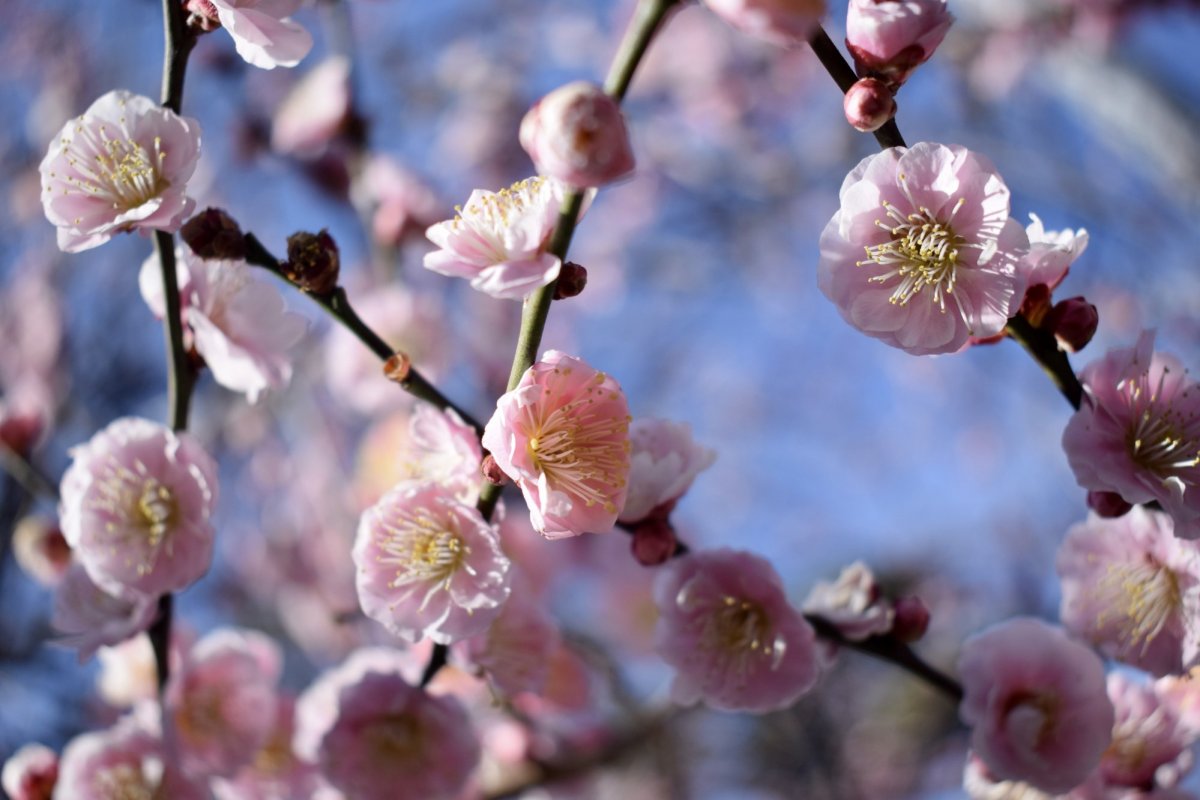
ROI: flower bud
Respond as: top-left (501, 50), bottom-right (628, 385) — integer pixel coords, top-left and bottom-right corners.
top-left (843, 78), bottom-right (896, 133)
top-left (890, 595), bottom-right (930, 643)
top-left (703, 0), bottom-right (828, 46)
top-left (519, 82), bottom-right (635, 188)
top-left (553, 262), bottom-right (588, 301)
top-left (0, 407), bottom-right (44, 457)
top-left (846, 0), bottom-right (953, 89)
top-left (181, 208), bottom-right (246, 260)
top-left (630, 518), bottom-right (678, 566)
top-left (481, 454), bottom-right (509, 486)
top-left (1087, 490), bottom-right (1132, 519)
top-left (185, 0), bottom-right (221, 32)
top-left (284, 230), bottom-right (340, 295)
top-left (2, 743), bottom-right (58, 800)
top-left (1044, 296), bottom-right (1099, 354)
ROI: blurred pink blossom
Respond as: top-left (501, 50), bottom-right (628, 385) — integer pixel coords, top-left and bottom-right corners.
top-left (360, 155), bottom-right (442, 246)
top-left (619, 417), bottom-right (716, 525)
top-left (846, 0), bottom-right (953, 87)
top-left (1100, 672), bottom-right (1196, 791)
top-left (205, 0), bottom-right (313, 70)
top-left (654, 548), bottom-right (821, 713)
top-left (210, 696), bottom-right (324, 800)
top-left (1, 743), bottom-right (57, 800)
top-left (59, 417), bottom-right (218, 598)
top-left (457, 578), bottom-right (561, 697)
top-left (482, 350), bottom-right (631, 538)
top-left (271, 56), bottom-right (351, 157)
top-left (394, 405), bottom-right (484, 505)
top-left (818, 142), bottom-right (1028, 355)
top-left (96, 637), bottom-right (160, 709)
top-left (958, 617), bottom-right (1114, 794)
top-left (40, 90), bottom-right (200, 252)
top-left (703, 0), bottom-right (828, 46)
top-left (11, 516), bottom-right (71, 586)
top-left (519, 81), bottom-right (635, 188)
top-left (1063, 331), bottom-right (1200, 539)
top-left (52, 563), bottom-right (159, 662)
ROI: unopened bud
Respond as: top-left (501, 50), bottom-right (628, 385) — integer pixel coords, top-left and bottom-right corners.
top-left (481, 454), bottom-right (509, 486)
top-left (283, 230), bottom-right (340, 295)
top-left (1044, 296), bottom-right (1099, 354)
top-left (181, 208), bottom-right (245, 260)
top-left (0, 408), bottom-right (44, 457)
top-left (1020, 283), bottom-right (1053, 328)
top-left (1088, 490), bottom-right (1132, 518)
top-left (553, 262), bottom-right (588, 301)
top-left (184, 0), bottom-right (221, 32)
top-left (890, 595), bottom-right (930, 643)
top-left (630, 518), bottom-right (678, 566)
top-left (383, 352), bottom-right (411, 384)
top-left (13, 516), bottom-right (71, 587)
top-left (519, 82), bottom-right (635, 188)
top-left (843, 78), bottom-right (896, 133)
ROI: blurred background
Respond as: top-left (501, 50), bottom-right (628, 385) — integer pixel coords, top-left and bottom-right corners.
top-left (2, 0), bottom-right (1200, 796)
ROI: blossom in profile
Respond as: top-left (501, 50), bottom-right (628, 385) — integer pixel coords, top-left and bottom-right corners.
top-left (845, 0), bottom-right (953, 88)
top-left (654, 548), bottom-right (821, 713)
top-left (818, 142), bottom-right (1029, 355)
top-left (1020, 214), bottom-right (1089, 294)
top-left (354, 481), bottom-right (511, 644)
top-left (270, 56), bottom-right (351, 157)
top-left (962, 753), bottom-right (1054, 800)
top-left (140, 248), bottom-right (307, 403)
top-left (40, 90), bottom-right (200, 253)
top-left (703, 0), bottom-right (827, 46)
top-left (362, 156), bottom-right (442, 246)
top-left (519, 82), bottom-right (635, 188)
top-left (1063, 331), bottom-right (1200, 539)
top-left (619, 418), bottom-right (716, 525)
top-left (52, 564), bottom-right (159, 661)
top-left (2, 743), bottom-right (57, 800)
top-left (424, 177), bottom-right (569, 300)
top-left (59, 417), bottom-right (218, 598)
top-left (1057, 508), bottom-right (1200, 676)
top-left (958, 617), bottom-right (1114, 794)
top-left (482, 350), bottom-right (631, 538)
top-left (802, 560), bottom-right (894, 641)
top-left (394, 405), bottom-right (484, 505)
top-left (189, 0), bottom-right (314, 70)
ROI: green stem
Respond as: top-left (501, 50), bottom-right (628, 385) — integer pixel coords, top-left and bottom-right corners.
top-left (604, 0), bottom-right (683, 101)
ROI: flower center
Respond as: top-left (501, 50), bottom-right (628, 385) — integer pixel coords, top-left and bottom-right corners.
top-left (363, 713), bottom-right (424, 766)
top-left (95, 763), bottom-right (158, 800)
top-left (860, 201), bottom-right (966, 314)
top-left (63, 119), bottom-right (169, 213)
top-left (697, 594), bottom-right (787, 681)
top-left (1096, 557), bottom-right (1182, 652)
top-left (1003, 691), bottom-right (1060, 750)
top-left (377, 508), bottom-right (468, 595)
top-left (1121, 369), bottom-right (1200, 480)
top-left (136, 479), bottom-right (178, 549)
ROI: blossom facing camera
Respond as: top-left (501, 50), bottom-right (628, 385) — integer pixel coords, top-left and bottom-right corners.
top-left (1063, 331), bottom-right (1200, 540)
top-left (958, 617), bottom-right (1114, 794)
top-left (424, 176), bottom-right (569, 300)
top-left (817, 142), bottom-right (1028, 355)
top-left (704, 0), bottom-right (828, 46)
top-left (40, 90), bottom-right (201, 253)
top-left (353, 481), bottom-right (511, 645)
top-left (845, 0), bottom-right (953, 88)
top-left (519, 82), bottom-right (635, 188)
top-left (654, 548), bottom-right (821, 713)
top-left (482, 350), bottom-right (632, 538)
top-left (59, 417), bottom-right (218, 599)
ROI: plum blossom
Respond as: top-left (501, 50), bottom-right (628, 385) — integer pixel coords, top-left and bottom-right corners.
top-left (846, 0), bottom-right (954, 88)
top-left (1063, 332), bottom-right (1200, 539)
top-left (166, 628), bottom-right (283, 779)
top-left (703, 0), bottom-right (828, 46)
top-left (393, 405), bottom-right (484, 505)
top-left (457, 578), bottom-right (561, 696)
top-left (40, 90), bottom-right (200, 253)
top-left (210, 696), bottom-right (323, 800)
top-left (353, 481), bottom-right (511, 644)
top-left (1021, 214), bottom-right (1089, 294)
top-left (958, 617), bottom-right (1115, 794)
top-left (654, 548), bottom-right (821, 713)
top-left (423, 176), bottom-right (570, 300)
top-left (12, 516), bottom-right (71, 586)
top-left (52, 564), bottom-right (159, 661)
top-left (619, 418), bottom-right (716, 525)
top-left (1057, 508), bottom-right (1200, 676)
top-left (963, 754), bottom-right (1054, 800)
top-left (1100, 672), bottom-right (1196, 791)
top-left (140, 247), bottom-right (307, 403)
top-left (483, 350), bottom-right (632, 538)
top-left (59, 417), bottom-right (218, 598)
top-left (519, 82), bottom-right (635, 188)
top-left (802, 560), bottom-right (895, 641)
top-left (817, 142), bottom-right (1029, 355)
top-left (2, 743), bottom-right (57, 800)
top-left (360, 156), bottom-right (442, 246)
top-left (97, 637), bottom-right (160, 709)
top-left (271, 56), bottom-right (351, 157)
top-left (191, 0), bottom-right (314, 70)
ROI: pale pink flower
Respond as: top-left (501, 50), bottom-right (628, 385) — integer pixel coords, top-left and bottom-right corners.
top-left (423, 176), bottom-right (569, 300)
top-left (167, 628), bottom-right (282, 779)
top-left (654, 548), bottom-right (821, 713)
top-left (619, 418), bottom-right (716, 524)
top-left (958, 617), bottom-right (1115, 794)
top-left (140, 247), bottom-right (307, 403)
top-left (1100, 672), bottom-right (1196, 791)
top-left (482, 350), bottom-right (632, 538)
top-left (96, 637), bottom-right (159, 708)
top-left (1021, 214), bottom-right (1089, 292)
top-left (353, 481), bottom-right (511, 644)
top-left (208, 0), bottom-right (314, 70)
top-left (1063, 332), bottom-right (1200, 539)
top-left (394, 405), bottom-right (484, 505)
top-left (846, 0), bottom-right (954, 86)
top-left (11, 516), bottom-right (71, 586)
top-left (1057, 508), bottom-right (1200, 676)
top-left (361, 156), bottom-right (443, 246)
top-left (271, 56), bottom-right (351, 157)
top-left (817, 142), bottom-right (1029, 355)
top-left (703, 0), bottom-right (828, 46)
top-left (2, 743), bottom-right (57, 800)
top-left (40, 90), bottom-right (200, 253)
top-left (296, 658), bottom-right (480, 800)
top-left (210, 696), bottom-right (323, 800)
top-left (802, 560), bottom-right (895, 641)
top-left (457, 578), bottom-right (561, 696)
top-left (58, 417), bottom-right (218, 598)
top-left (52, 564), bottom-right (158, 661)
top-left (519, 82), bottom-right (635, 189)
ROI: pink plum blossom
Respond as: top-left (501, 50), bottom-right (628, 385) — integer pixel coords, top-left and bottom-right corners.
top-left (96, 637), bottom-right (160, 708)
top-left (360, 155), bottom-right (442, 246)
top-left (962, 754), bottom-right (1054, 800)
top-left (457, 578), bottom-right (561, 696)
top-left (619, 418), bottom-right (716, 524)
top-left (166, 628), bottom-right (283, 779)
top-left (482, 350), bottom-right (632, 538)
top-left (958, 617), bottom-right (1115, 794)
top-left (353, 481), bottom-right (511, 644)
top-left (519, 82), bottom-right (635, 188)
top-left (1021, 214), bottom-right (1089, 293)
top-left (58, 417), bottom-right (218, 598)
top-left (2, 743), bottom-right (57, 800)
top-left (423, 176), bottom-right (570, 300)
top-left (40, 90), bottom-right (200, 253)
top-left (703, 0), bottom-right (828, 46)
top-left (817, 142), bottom-right (1029, 355)
top-left (654, 548), bottom-right (821, 713)
top-left (203, 0), bottom-right (314, 70)
top-left (1057, 508), bottom-right (1200, 676)
top-left (140, 247), bottom-right (307, 403)
top-left (52, 564), bottom-right (158, 661)
top-left (394, 405), bottom-right (484, 505)
top-left (802, 560), bottom-right (895, 641)
top-left (210, 696), bottom-right (323, 800)
top-left (846, 0), bottom-right (954, 87)
top-left (1063, 332), bottom-right (1200, 539)
top-left (1100, 672), bottom-right (1196, 791)
top-left (271, 56), bottom-right (351, 157)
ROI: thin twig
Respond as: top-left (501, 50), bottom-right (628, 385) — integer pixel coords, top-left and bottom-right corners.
top-left (0, 443), bottom-right (59, 501)
top-left (805, 26), bottom-right (906, 150)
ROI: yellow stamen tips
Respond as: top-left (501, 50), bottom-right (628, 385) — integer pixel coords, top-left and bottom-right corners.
top-left (94, 764), bottom-right (155, 800)
top-left (376, 506), bottom-right (469, 596)
top-left (1096, 559), bottom-right (1182, 653)
top-left (701, 594), bottom-right (785, 679)
top-left (859, 203), bottom-right (968, 321)
top-left (89, 462), bottom-right (179, 566)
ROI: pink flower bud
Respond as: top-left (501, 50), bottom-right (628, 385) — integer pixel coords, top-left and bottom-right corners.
top-left (185, 0), bottom-right (221, 32)
top-left (843, 78), bottom-right (896, 133)
top-left (0, 406), bottom-right (44, 457)
top-left (1087, 490), bottom-right (1133, 519)
top-left (2, 743), bottom-right (57, 800)
top-left (1045, 296), bottom-right (1099, 354)
top-left (891, 595), bottom-right (930, 643)
top-left (181, 208), bottom-right (245, 261)
top-left (284, 229), bottom-right (340, 295)
top-left (846, 0), bottom-right (953, 89)
top-left (630, 518), bottom-right (678, 566)
top-left (481, 453), bottom-right (508, 486)
top-left (703, 0), bottom-right (828, 46)
top-left (519, 82), bottom-right (635, 189)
